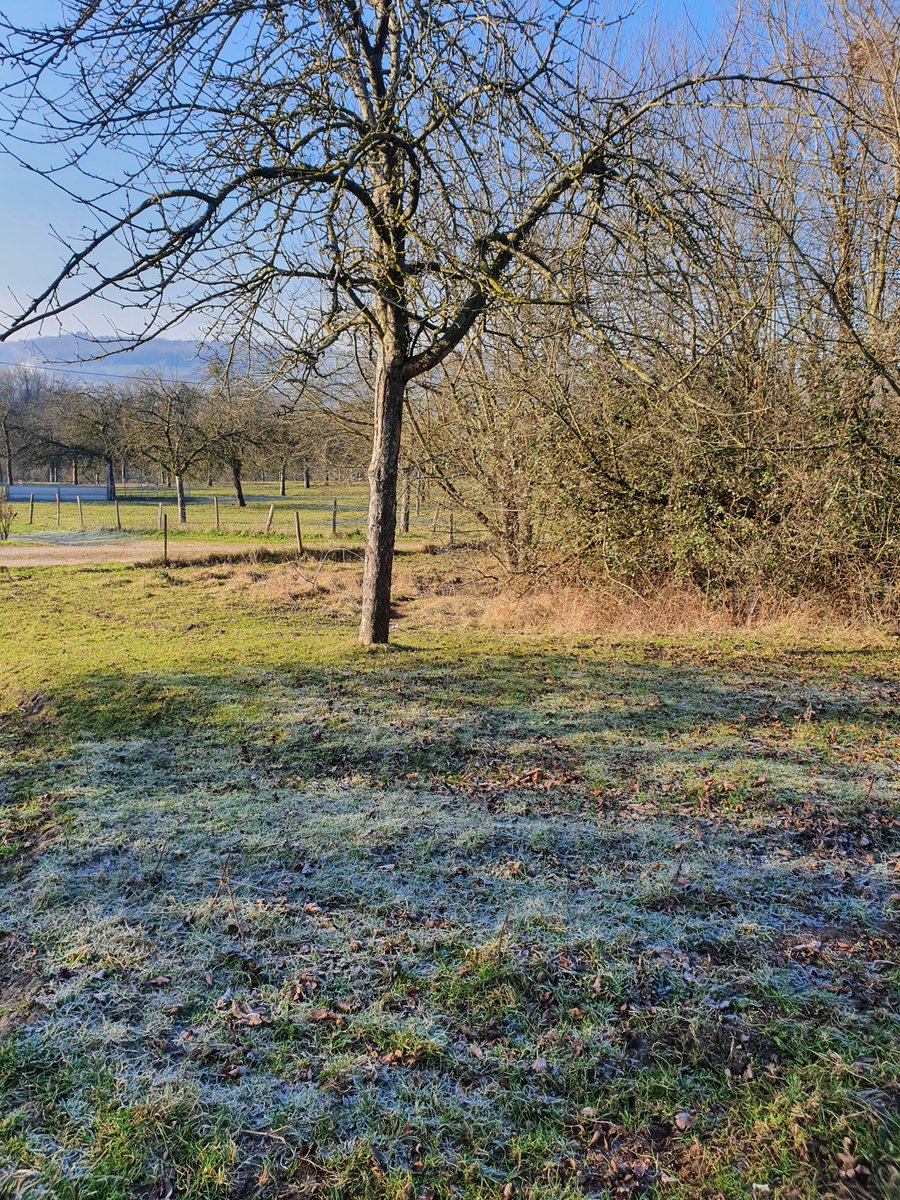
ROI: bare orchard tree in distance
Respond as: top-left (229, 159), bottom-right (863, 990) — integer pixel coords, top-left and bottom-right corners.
top-left (0, 2), bottom-right (793, 643)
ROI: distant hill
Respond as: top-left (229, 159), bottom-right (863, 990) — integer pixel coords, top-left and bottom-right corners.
top-left (0, 333), bottom-right (215, 381)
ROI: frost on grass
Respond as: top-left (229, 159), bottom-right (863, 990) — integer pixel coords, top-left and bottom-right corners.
top-left (0, 599), bottom-right (898, 1198)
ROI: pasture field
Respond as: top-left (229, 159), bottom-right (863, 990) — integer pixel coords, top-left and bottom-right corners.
top-left (0, 553), bottom-right (897, 1199)
top-left (2, 481), bottom-right (466, 547)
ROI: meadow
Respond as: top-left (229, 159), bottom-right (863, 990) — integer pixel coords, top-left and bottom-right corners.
top-left (0, 547), bottom-right (897, 1199)
top-left (3, 482), bottom-right (465, 547)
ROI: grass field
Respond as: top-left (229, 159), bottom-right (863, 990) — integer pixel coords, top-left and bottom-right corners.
top-left (0, 553), bottom-right (897, 1199)
top-left (3, 481), bottom-right (469, 546)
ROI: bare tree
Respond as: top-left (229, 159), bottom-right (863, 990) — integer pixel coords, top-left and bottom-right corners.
top-left (40, 383), bottom-right (131, 500)
top-left (0, 2), bottom-right (784, 640)
top-left (130, 380), bottom-right (210, 522)
top-left (199, 373), bottom-right (273, 507)
top-left (409, 11), bottom-right (900, 609)
top-left (0, 366), bottom-right (47, 486)
top-left (760, 0), bottom-right (900, 462)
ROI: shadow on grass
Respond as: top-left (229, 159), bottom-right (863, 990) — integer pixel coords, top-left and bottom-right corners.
top-left (35, 642), bottom-right (898, 776)
top-left (1, 640), bottom-right (897, 1199)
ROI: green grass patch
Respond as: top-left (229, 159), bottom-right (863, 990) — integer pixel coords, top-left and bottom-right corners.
top-left (0, 557), bottom-right (897, 1198)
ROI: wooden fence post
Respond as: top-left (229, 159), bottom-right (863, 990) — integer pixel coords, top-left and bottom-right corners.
top-left (331, 497), bottom-right (337, 536)
top-left (213, 495), bottom-right (219, 531)
top-left (163, 513), bottom-right (169, 567)
top-left (28, 494), bottom-right (34, 525)
top-left (115, 500), bottom-right (122, 531)
top-left (55, 492), bottom-right (61, 528)
top-left (294, 510), bottom-right (303, 555)
top-left (263, 503), bottom-right (275, 534)
top-left (76, 497), bottom-right (84, 529)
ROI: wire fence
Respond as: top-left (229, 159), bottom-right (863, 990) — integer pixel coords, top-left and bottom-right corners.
top-left (1, 483), bottom-right (486, 546)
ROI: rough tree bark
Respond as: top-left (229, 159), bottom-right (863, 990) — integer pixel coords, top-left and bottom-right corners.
top-left (360, 337), bottom-right (406, 644)
top-left (175, 473), bottom-right (187, 523)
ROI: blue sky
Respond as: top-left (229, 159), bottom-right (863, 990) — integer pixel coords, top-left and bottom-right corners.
top-left (0, 0), bottom-right (721, 341)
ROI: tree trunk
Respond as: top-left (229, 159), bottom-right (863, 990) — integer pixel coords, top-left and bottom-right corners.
top-left (231, 461), bottom-right (246, 507)
top-left (4, 453), bottom-right (12, 488)
top-left (105, 457), bottom-right (117, 502)
top-left (279, 460), bottom-right (287, 497)
top-left (304, 463), bottom-right (311, 489)
top-left (121, 459), bottom-right (128, 486)
top-left (175, 473), bottom-right (187, 523)
top-left (71, 457), bottom-right (78, 484)
top-left (360, 347), bottom-right (406, 644)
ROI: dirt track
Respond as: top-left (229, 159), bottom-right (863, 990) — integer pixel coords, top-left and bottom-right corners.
top-left (0, 537), bottom-right (257, 567)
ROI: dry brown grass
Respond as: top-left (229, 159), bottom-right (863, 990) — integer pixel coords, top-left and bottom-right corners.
top-left (199, 557), bottom-right (363, 619)
top-left (401, 558), bottom-right (899, 641)
top-left (474, 582), bottom-right (866, 636)
top-left (189, 550), bottom-right (899, 643)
